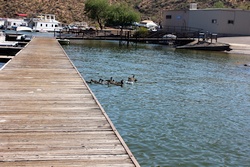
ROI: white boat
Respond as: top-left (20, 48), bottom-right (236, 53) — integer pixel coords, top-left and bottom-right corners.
top-left (5, 18), bottom-right (26, 30)
top-left (0, 31), bottom-right (18, 47)
top-left (16, 26), bottom-right (33, 32)
top-left (39, 29), bottom-right (48, 33)
top-left (135, 20), bottom-right (158, 31)
top-left (30, 14), bottom-right (63, 32)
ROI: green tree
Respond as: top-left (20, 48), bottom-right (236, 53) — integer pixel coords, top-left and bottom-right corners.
top-left (133, 27), bottom-right (149, 38)
top-left (213, 1), bottom-right (225, 8)
top-left (85, 0), bottom-right (109, 30)
top-left (106, 3), bottom-right (140, 29)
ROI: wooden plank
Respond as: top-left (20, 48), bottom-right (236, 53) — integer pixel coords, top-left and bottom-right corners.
top-left (0, 37), bottom-right (140, 166)
top-left (0, 157), bottom-right (135, 167)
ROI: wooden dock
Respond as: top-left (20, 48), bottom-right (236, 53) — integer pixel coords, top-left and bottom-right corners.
top-left (0, 37), bottom-right (140, 167)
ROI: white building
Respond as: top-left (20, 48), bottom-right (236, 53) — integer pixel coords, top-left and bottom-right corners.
top-left (30, 14), bottom-right (63, 32)
top-left (162, 4), bottom-right (250, 36)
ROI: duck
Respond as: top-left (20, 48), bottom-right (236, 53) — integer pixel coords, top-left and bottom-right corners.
top-left (105, 77), bottom-right (115, 84)
top-left (126, 75), bottom-right (137, 84)
top-left (86, 80), bottom-right (92, 84)
top-left (128, 75), bottom-right (137, 82)
top-left (125, 80), bottom-right (134, 84)
top-left (92, 79), bottom-right (101, 84)
top-left (112, 80), bottom-right (124, 87)
top-left (99, 78), bottom-right (109, 85)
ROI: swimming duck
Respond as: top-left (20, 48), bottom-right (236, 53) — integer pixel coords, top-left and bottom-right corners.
top-left (99, 79), bottom-right (109, 85)
top-left (86, 79), bottom-right (93, 84)
top-left (92, 79), bottom-right (101, 84)
top-left (128, 75), bottom-right (137, 82)
top-left (112, 80), bottom-right (124, 87)
top-left (126, 75), bottom-right (137, 84)
top-left (104, 77), bottom-right (114, 84)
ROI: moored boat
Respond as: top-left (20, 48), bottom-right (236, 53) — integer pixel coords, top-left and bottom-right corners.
top-left (176, 41), bottom-right (232, 51)
top-left (0, 31), bottom-right (22, 56)
top-left (0, 31), bottom-right (18, 47)
top-left (31, 14), bottom-right (63, 32)
top-left (57, 39), bottom-right (70, 45)
top-left (16, 26), bottom-right (33, 32)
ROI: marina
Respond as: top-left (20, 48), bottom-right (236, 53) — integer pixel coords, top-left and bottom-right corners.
top-left (0, 1), bottom-right (250, 166)
top-left (0, 37), bottom-right (139, 166)
top-left (0, 34), bottom-right (249, 166)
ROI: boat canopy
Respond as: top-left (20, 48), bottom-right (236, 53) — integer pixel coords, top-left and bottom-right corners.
top-left (16, 14), bottom-right (28, 17)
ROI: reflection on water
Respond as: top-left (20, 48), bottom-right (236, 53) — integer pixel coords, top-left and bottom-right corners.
top-left (0, 62), bottom-right (5, 69)
top-left (63, 40), bottom-right (250, 167)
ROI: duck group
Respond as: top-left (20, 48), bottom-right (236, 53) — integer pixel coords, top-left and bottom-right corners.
top-left (87, 77), bottom-right (124, 87)
top-left (86, 75), bottom-right (137, 87)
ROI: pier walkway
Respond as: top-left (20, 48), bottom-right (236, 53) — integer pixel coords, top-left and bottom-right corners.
top-left (0, 37), bottom-right (139, 166)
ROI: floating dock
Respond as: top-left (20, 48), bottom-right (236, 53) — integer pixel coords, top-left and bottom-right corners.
top-left (0, 37), bottom-right (140, 166)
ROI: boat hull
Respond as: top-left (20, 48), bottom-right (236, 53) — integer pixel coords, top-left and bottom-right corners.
top-left (16, 26), bottom-right (33, 32)
top-left (176, 42), bottom-right (232, 51)
top-left (57, 39), bottom-right (70, 45)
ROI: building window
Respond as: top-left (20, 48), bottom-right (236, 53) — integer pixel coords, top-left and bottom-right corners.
top-left (228, 20), bottom-right (234, 24)
top-left (212, 19), bottom-right (217, 24)
top-left (166, 15), bottom-right (172, 19)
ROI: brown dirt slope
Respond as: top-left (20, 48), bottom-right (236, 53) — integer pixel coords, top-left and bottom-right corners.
top-left (0, 0), bottom-right (249, 24)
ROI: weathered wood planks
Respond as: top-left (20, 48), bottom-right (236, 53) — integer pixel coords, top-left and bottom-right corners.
top-left (0, 37), bottom-right (139, 167)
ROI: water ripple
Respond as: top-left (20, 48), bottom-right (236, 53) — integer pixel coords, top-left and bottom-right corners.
top-left (64, 40), bottom-right (250, 167)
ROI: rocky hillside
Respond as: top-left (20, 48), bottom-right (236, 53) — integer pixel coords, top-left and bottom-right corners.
top-left (0, 0), bottom-right (85, 23)
top-left (0, 0), bottom-right (249, 25)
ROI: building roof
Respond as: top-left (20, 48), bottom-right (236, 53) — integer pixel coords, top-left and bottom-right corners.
top-left (164, 8), bottom-right (250, 12)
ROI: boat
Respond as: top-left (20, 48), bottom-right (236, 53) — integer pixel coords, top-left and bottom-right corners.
top-left (39, 29), bottom-right (48, 33)
top-left (30, 14), bottom-right (63, 32)
top-left (176, 41), bottom-right (232, 51)
top-left (0, 31), bottom-right (22, 56)
top-left (57, 39), bottom-right (70, 45)
top-left (134, 20), bottom-right (158, 31)
top-left (16, 34), bottom-right (32, 42)
top-left (0, 31), bottom-right (18, 47)
top-left (16, 26), bottom-right (33, 32)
